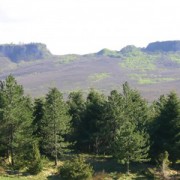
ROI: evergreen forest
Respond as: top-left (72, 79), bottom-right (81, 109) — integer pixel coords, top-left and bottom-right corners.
top-left (0, 75), bottom-right (179, 179)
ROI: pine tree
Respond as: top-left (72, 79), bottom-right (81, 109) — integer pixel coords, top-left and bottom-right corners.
top-left (113, 120), bottom-right (150, 174)
top-left (102, 83), bottom-right (150, 155)
top-left (67, 91), bottom-right (86, 151)
top-left (83, 89), bottom-right (106, 153)
top-left (152, 92), bottom-right (180, 162)
top-left (27, 143), bottom-right (43, 175)
top-left (122, 82), bottom-right (150, 132)
top-left (102, 90), bottom-right (124, 153)
top-left (0, 75), bottom-right (33, 167)
top-left (32, 98), bottom-right (45, 154)
top-left (43, 88), bottom-right (71, 166)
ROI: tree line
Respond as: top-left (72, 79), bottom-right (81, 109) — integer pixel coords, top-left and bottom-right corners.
top-left (0, 75), bottom-right (179, 173)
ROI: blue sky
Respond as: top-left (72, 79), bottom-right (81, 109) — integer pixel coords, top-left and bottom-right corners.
top-left (0, 0), bottom-right (180, 54)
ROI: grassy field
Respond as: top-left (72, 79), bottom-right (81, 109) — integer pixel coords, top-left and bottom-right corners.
top-left (169, 52), bottom-right (180, 64)
top-left (119, 50), bottom-right (158, 71)
top-left (89, 73), bottom-right (111, 82)
top-left (0, 155), bottom-right (179, 180)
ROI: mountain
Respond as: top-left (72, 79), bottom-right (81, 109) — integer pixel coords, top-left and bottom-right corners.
top-left (96, 48), bottom-right (120, 57)
top-left (0, 43), bottom-right (52, 62)
top-left (144, 40), bottom-right (180, 52)
top-left (0, 41), bottom-right (180, 101)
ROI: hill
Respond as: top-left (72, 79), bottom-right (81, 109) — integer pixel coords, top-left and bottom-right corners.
top-left (0, 41), bottom-right (180, 100)
top-left (0, 43), bottom-right (51, 62)
top-left (144, 40), bottom-right (180, 52)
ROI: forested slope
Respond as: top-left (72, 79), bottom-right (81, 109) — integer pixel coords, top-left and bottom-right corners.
top-left (0, 75), bottom-right (179, 179)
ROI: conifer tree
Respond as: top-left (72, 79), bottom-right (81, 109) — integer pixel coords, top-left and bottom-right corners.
top-left (122, 82), bottom-right (150, 132)
top-left (43, 88), bottom-right (71, 166)
top-left (83, 89), bottom-right (106, 153)
top-left (152, 92), bottom-right (180, 162)
top-left (102, 90), bottom-right (124, 153)
top-left (27, 143), bottom-right (43, 175)
top-left (67, 91), bottom-right (86, 151)
top-left (113, 121), bottom-right (150, 174)
top-left (0, 75), bottom-right (33, 167)
top-left (32, 98), bottom-right (45, 154)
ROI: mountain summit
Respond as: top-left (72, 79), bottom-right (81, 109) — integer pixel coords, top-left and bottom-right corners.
top-left (144, 40), bottom-right (180, 52)
top-left (0, 43), bottom-right (52, 62)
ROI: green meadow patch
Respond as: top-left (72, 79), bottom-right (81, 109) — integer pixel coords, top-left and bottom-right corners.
top-left (138, 77), bottom-right (176, 85)
top-left (129, 73), bottom-right (177, 84)
top-left (119, 50), bottom-right (158, 71)
top-left (55, 54), bottom-right (79, 64)
top-left (169, 53), bottom-right (180, 64)
top-left (89, 73), bottom-right (110, 82)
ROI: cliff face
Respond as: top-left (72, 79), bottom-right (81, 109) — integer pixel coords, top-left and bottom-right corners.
top-left (145, 41), bottom-right (180, 52)
top-left (0, 43), bottom-right (52, 62)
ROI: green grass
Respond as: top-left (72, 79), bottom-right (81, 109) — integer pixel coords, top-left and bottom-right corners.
top-left (0, 160), bottom-right (60, 180)
top-left (138, 77), bottom-right (176, 84)
top-left (0, 155), bottom-right (179, 180)
top-left (169, 53), bottom-right (180, 63)
top-left (119, 50), bottom-right (158, 71)
top-left (0, 177), bottom-right (20, 180)
top-left (55, 54), bottom-right (79, 64)
top-left (129, 73), bottom-right (177, 84)
top-left (97, 48), bottom-right (121, 57)
top-left (138, 78), bottom-right (157, 84)
top-left (89, 73), bottom-right (110, 82)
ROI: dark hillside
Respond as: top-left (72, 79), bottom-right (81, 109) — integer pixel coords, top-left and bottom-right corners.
top-left (0, 43), bottom-right (52, 62)
top-left (145, 40), bottom-right (180, 52)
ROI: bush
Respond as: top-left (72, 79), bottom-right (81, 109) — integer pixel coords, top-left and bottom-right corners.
top-left (144, 168), bottom-right (156, 178)
top-left (0, 166), bottom-right (5, 175)
top-left (28, 159), bottom-right (43, 175)
top-left (60, 155), bottom-right (93, 180)
top-left (27, 143), bottom-right (43, 175)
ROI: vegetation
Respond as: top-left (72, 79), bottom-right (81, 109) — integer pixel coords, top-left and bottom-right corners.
top-left (96, 48), bottom-right (120, 57)
top-left (55, 54), bottom-right (79, 64)
top-left (42, 88), bottom-right (71, 166)
top-left (129, 73), bottom-right (178, 84)
top-left (169, 52), bottom-right (180, 64)
top-left (119, 49), bottom-right (157, 71)
top-left (0, 75), bottom-right (33, 168)
top-left (27, 143), bottom-right (43, 175)
top-left (60, 156), bottom-right (93, 180)
top-left (0, 75), bottom-right (179, 179)
top-left (89, 73), bottom-right (110, 82)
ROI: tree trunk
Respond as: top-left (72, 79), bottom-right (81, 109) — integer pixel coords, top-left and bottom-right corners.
top-left (54, 119), bottom-right (58, 166)
top-left (54, 142), bottom-right (58, 166)
top-left (10, 125), bottom-right (14, 166)
top-left (95, 137), bottom-right (99, 155)
top-left (126, 160), bottom-right (130, 174)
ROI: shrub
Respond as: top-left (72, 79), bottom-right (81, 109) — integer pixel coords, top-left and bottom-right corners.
top-left (60, 155), bottom-right (93, 180)
top-left (157, 151), bottom-right (171, 178)
top-left (144, 168), bottom-right (156, 178)
top-left (27, 143), bottom-right (43, 175)
top-left (0, 166), bottom-right (5, 175)
top-left (28, 159), bottom-right (43, 175)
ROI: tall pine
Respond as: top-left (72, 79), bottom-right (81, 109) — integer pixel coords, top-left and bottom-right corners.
top-left (67, 91), bottom-right (86, 151)
top-left (42, 88), bottom-right (71, 166)
top-left (0, 75), bottom-right (33, 167)
top-left (113, 121), bottom-right (149, 174)
top-left (152, 92), bottom-right (180, 162)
